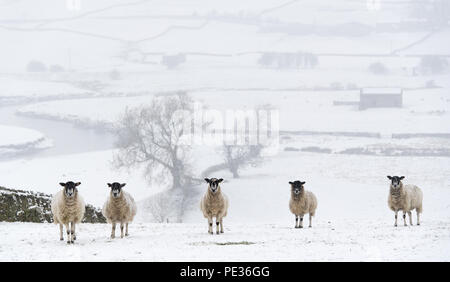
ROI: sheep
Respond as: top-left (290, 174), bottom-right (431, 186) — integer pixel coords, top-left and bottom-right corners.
top-left (387, 176), bottom-right (423, 227)
top-left (200, 178), bottom-right (228, 234)
top-left (102, 182), bottom-right (137, 239)
top-left (289, 180), bottom-right (317, 228)
top-left (51, 181), bottom-right (85, 244)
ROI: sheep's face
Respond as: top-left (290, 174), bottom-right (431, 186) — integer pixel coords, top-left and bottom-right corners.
top-left (204, 178), bottom-right (223, 194)
top-left (108, 182), bottom-right (126, 198)
top-left (387, 176), bottom-right (405, 189)
top-left (59, 181), bottom-right (80, 198)
top-left (289, 180), bottom-right (305, 195)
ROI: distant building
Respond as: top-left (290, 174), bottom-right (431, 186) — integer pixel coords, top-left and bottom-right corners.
top-left (359, 88), bottom-right (403, 110)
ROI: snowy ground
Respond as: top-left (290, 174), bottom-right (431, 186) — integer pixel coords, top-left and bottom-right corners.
top-left (0, 76), bottom-right (95, 102)
top-left (1, 144), bottom-right (449, 261)
top-left (0, 220), bottom-right (449, 261)
top-left (0, 125), bottom-right (52, 158)
top-left (1, 0), bottom-right (450, 262)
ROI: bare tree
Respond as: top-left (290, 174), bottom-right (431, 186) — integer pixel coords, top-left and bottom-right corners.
top-left (113, 92), bottom-right (194, 190)
top-left (221, 144), bottom-right (263, 178)
top-left (219, 103), bottom-right (275, 178)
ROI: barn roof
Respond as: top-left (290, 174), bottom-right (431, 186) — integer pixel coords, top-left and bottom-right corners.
top-left (361, 87), bottom-right (403, 95)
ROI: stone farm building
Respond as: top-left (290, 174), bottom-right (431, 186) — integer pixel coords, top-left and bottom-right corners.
top-left (359, 87), bottom-right (403, 110)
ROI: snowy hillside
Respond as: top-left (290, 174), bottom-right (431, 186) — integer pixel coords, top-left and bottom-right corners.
top-left (1, 0), bottom-right (449, 262)
top-left (0, 125), bottom-right (52, 158)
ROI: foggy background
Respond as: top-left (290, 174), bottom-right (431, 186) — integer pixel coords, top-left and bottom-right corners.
top-left (0, 0), bottom-right (450, 261)
top-left (0, 0), bottom-right (449, 233)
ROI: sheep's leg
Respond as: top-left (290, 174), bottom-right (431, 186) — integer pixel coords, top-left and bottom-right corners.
top-left (408, 211), bottom-right (413, 226)
top-left (417, 210), bottom-right (421, 226)
top-left (299, 215), bottom-right (304, 228)
top-left (125, 223), bottom-right (129, 236)
top-left (220, 218), bottom-right (224, 233)
top-left (65, 223), bottom-right (71, 244)
top-left (59, 224), bottom-right (64, 241)
top-left (120, 222), bottom-right (124, 238)
top-left (403, 211), bottom-right (407, 226)
top-left (71, 223), bottom-right (76, 241)
top-left (394, 211), bottom-right (398, 227)
top-left (111, 223), bottom-right (116, 239)
top-left (309, 214), bottom-right (312, 228)
top-left (215, 217), bottom-right (220, 234)
top-left (295, 215), bottom-right (299, 228)
top-left (208, 217), bottom-right (213, 234)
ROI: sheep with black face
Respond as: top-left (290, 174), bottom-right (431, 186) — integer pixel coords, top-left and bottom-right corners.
top-left (387, 176), bottom-right (423, 227)
top-left (51, 181), bottom-right (86, 244)
top-left (289, 180), bottom-right (317, 228)
top-left (200, 178), bottom-right (229, 234)
top-left (102, 182), bottom-right (137, 238)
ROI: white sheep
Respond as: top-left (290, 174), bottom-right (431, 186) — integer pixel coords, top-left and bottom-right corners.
top-left (200, 178), bottom-right (229, 234)
top-left (289, 180), bottom-right (317, 228)
top-left (51, 181), bottom-right (85, 244)
top-left (387, 176), bottom-right (423, 226)
top-left (102, 182), bottom-right (137, 239)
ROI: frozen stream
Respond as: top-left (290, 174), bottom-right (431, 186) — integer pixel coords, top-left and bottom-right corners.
top-left (0, 105), bottom-right (115, 160)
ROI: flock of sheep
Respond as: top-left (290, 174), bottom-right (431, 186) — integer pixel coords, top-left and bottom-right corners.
top-left (50, 175), bottom-right (423, 243)
top-left (51, 181), bottom-right (137, 243)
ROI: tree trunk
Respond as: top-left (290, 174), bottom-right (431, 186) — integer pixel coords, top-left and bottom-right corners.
top-left (171, 171), bottom-right (182, 189)
top-left (231, 167), bottom-right (240, 178)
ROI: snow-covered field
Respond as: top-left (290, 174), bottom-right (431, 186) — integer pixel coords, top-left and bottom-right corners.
top-left (1, 0), bottom-right (450, 262)
top-left (0, 125), bottom-right (52, 158)
top-left (1, 220), bottom-right (449, 261)
top-left (0, 77), bottom-right (93, 100)
top-left (1, 141), bottom-right (449, 261)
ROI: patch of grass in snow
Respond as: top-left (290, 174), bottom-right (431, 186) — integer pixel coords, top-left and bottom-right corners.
top-left (190, 241), bottom-right (256, 246)
top-left (215, 241), bottom-right (256, 246)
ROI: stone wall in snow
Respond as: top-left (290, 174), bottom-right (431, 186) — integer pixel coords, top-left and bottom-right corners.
top-left (0, 186), bottom-right (106, 223)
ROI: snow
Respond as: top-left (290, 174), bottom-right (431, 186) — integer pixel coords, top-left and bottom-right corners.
top-left (0, 125), bottom-right (47, 147)
top-left (0, 138), bottom-right (449, 261)
top-left (0, 0), bottom-right (448, 73)
top-left (0, 149), bottom-right (155, 207)
top-left (0, 220), bottom-right (449, 261)
top-left (0, 125), bottom-right (52, 157)
top-left (0, 144), bottom-right (222, 207)
top-left (17, 88), bottom-right (450, 134)
top-left (183, 151), bottom-right (450, 225)
top-left (0, 77), bottom-right (91, 99)
top-left (1, 0), bottom-right (450, 262)
top-left (361, 87), bottom-right (403, 95)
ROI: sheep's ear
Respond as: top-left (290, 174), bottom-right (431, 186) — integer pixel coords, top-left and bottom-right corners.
top-left (301, 181), bottom-right (306, 185)
top-left (75, 182), bottom-right (81, 186)
top-left (400, 176), bottom-right (405, 180)
top-left (204, 178), bottom-right (210, 183)
top-left (218, 178), bottom-right (223, 183)
top-left (288, 181), bottom-right (293, 185)
top-left (107, 183), bottom-right (112, 187)
top-left (120, 183), bottom-right (126, 188)
top-left (387, 176), bottom-right (392, 180)
top-left (59, 182), bottom-right (66, 187)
